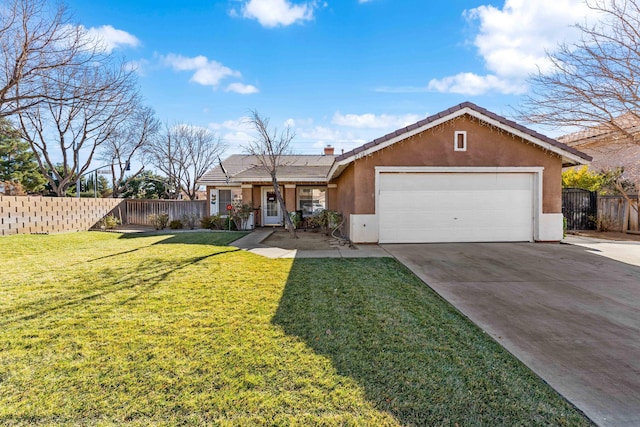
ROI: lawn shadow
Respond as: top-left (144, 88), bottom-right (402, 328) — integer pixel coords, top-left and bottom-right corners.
top-left (271, 258), bottom-right (592, 426)
top-left (1, 248), bottom-right (238, 327)
top-left (117, 230), bottom-right (248, 247)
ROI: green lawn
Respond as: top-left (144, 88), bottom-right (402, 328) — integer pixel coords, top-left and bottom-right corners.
top-left (0, 231), bottom-right (592, 426)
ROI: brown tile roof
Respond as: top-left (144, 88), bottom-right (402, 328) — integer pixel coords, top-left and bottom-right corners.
top-left (335, 101), bottom-right (592, 164)
top-left (558, 113), bottom-right (640, 145)
top-left (200, 102), bottom-right (592, 186)
top-left (558, 113), bottom-right (640, 182)
top-left (198, 154), bottom-right (335, 185)
top-left (233, 165), bottom-right (332, 181)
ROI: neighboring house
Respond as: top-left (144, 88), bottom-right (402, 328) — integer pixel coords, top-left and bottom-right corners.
top-left (199, 102), bottom-right (591, 243)
top-left (558, 113), bottom-right (640, 183)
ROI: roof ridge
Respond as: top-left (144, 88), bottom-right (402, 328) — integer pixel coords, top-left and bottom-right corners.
top-left (335, 101), bottom-right (591, 163)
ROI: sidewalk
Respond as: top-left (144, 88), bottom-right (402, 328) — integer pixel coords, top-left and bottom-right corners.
top-left (231, 229), bottom-right (390, 259)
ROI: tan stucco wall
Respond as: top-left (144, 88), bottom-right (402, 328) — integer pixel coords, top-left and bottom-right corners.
top-left (251, 187), bottom-right (261, 208)
top-left (327, 186), bottom-right (338, 211)
top-left (333, 164), bottom-right (356, 234)
top-left (284, 186), bottom-right (296, 212)
top-left (330, 116), bottom-right (564, 223)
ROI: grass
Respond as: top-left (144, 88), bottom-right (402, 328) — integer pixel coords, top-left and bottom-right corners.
top-left (0, 231), bottom-right (592, 426)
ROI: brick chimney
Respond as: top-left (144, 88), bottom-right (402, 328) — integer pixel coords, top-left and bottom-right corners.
top-left (324, 145), bottom-right (335, 156)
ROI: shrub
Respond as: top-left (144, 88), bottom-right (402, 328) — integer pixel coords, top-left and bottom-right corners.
top-left (200, 214), bottom-right (225, 230)
top-left (224, 216), bottom-right (237, 231)
top-left (169, 219), bottom-right (183, 229)
top-left (200, 216), bottom-right (213, 229)
top-left (591, 214), bottom-right (619, 232)
top-left (289, 211), bottom-right (302, 229)
top-left (313, 210), bottom-right (343, 235)
top-left (149, 212), bottom-right (169, 230)
top-left (95, 214), bottom-right (121, 230)
top-left (182, 214), bottom-right (198, 230)
top-left (230, 203), bottom-right (254, 230)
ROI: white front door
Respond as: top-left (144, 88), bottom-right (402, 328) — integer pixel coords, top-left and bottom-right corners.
top-left (262, 187), bottom-right (282, 226)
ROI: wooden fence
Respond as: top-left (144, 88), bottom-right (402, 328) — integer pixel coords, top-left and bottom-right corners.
top-left (124, 199), bottom-right (207, 226)
top-left (598, 196), bottom-right (639, 233)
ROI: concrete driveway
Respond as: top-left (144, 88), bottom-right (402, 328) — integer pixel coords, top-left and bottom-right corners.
top-left (384, 239), bottom-right (640, 427)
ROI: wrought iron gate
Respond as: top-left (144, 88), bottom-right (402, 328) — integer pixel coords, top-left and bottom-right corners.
top-left (562, 188), bottom-right (597, 230)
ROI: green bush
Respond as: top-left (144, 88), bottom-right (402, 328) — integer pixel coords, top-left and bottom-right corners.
top-left (200, 216), bottom-right (212, 229)
top-left (289, 211), bottom-right (302, 229)
top-left (313, 210), bottom-right (343, 235)
top-left (224, 216), bottom-right (237, 230)
top-left (149, 212), bottom-right (169, 230)
top-left (95, 214), bottom-right (121, 230)
top-left (169, 219), bottom-right (183, 229)
top-left (200, 214), bottom-right (225, 230)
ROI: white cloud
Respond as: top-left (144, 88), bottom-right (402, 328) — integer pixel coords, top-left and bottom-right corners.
top-left (298, 126), bottom-right (368, 153)
top-left (85, 25), bottom-right (140, 53)
top-left (240, 0), bottom-right (316, 28)
top-left (427, 72), bottom-right (527, 96)
top-left (466, 0), bottom-right (592, 78)
top-left (427, 0), bottom-right (599, 96)
top-left (225, 82), bottom-right (259, 94)
top-left (209, 118), bottom-right (253, 132)
top-left (161, 54), bottom-right (241, 88)
top-left (332, 112), bottom-right (421, 129)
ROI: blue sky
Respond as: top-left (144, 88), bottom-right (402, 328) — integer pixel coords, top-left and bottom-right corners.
top-left (65, 0), bottom-right (597, 156)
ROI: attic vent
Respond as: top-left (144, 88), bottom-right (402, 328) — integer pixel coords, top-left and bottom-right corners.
top-left (454, 131), bottom-right (467, 151)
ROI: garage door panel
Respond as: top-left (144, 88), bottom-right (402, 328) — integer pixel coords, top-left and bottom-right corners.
top-left (378, 172), bottom-right (534, 243)
top-left (380, 173), bottom-right (531, 192)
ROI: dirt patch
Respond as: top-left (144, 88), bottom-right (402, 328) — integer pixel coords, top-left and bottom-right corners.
top-left (263, 229), bottom-right (337, 250)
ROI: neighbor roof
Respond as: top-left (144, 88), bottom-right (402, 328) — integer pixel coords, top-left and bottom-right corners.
top-left (198, 154), bottom-right (335, 185)
top-left (558, 112), bottom-right (640, 146)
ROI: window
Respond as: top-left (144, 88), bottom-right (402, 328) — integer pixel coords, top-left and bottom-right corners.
top-left (297, 187), bottom-right (327, 217)
top-left (454, 131), bottom-right (467, 151)
top-left (215, 188), bottom-right (242, 215)
top-left (266, 192), bottom-right (278, 216)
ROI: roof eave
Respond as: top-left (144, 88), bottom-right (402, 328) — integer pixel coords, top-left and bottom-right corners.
top-left (328, 104), bottom-right (592, 180)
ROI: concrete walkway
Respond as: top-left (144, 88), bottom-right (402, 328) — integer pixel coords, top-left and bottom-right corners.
top-left (564, 234), bottom-right (640, 266)
top-left (384, 240), bottom-right (640, 427)
top-left (230, 229), bottom-right (390, 258)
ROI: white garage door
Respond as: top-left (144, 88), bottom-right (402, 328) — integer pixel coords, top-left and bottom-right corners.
top-left (378, 172), bottom-right (534, 243)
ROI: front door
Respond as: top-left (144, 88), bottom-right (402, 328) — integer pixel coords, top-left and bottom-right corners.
top-left (262, 187), bottom-right (282, 226)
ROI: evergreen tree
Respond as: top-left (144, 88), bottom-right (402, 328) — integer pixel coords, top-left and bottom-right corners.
top-left (0, 118), bottom-right (46, 193)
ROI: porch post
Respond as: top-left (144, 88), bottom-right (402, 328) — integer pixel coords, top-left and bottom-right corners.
top-left (284, 184), bottom-right (296, 213)
top-left (327, 183), bottom-right (338, 211)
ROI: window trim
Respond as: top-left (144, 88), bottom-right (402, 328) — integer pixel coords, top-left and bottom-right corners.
top-left (454, 131), bottom-right (467, 151)
top-left (296, 186), bottom-right (328, 217)
top-left (210, 187), bottom-right (242, 217)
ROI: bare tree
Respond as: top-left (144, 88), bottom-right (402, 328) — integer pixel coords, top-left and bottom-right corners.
top-left (521, 0), bottom-right (640, 137)
top-left (146, 123), bottom-right (226, 200)
top-left (100, 104), bottom-right (160, 198)
top-left (244, 110), bottom-right (297, 238)
top-left (519, 0), bottom-right (640, 196)
top-left (0, 0), bottom-right (106, 117)
top-left (17, 58), bottom-right (138, 196)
